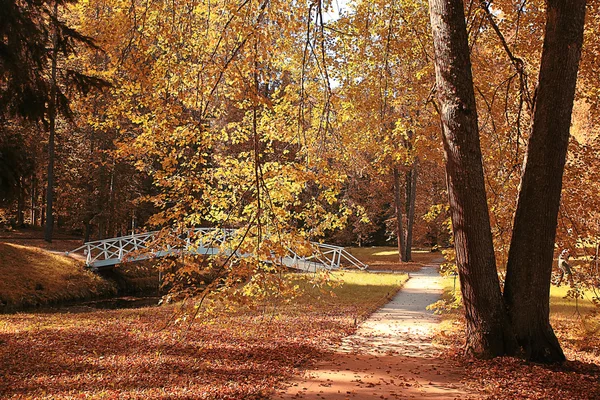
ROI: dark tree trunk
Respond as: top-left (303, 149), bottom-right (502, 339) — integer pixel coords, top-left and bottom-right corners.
top-left (41, 189), bottom-right (45, 227)
top-left (403, 161), bottom-right (418, 262)
top-left (504, 0), bottom-right (586, 364)
top-left (393, 166), bottom-right (406, 262)
top-left (30, 175), bottom-right (36, 226)
top-left (84, 220), bottom-right (92, 243)
top-left (98, 219), bottom-right (105, 240)
top-left (44, 2), bottom-right (58, 243)
top-left (17, 176), bottom-right (25, 226)
top-left (428, 0), bottom-right (516, 357)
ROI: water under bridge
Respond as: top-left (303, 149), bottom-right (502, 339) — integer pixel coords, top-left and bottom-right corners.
top-left (68, 228), bottom-right (368, 272)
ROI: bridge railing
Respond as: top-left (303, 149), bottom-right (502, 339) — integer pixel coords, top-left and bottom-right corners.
top-left (68, 228), bottom-right (368, 271)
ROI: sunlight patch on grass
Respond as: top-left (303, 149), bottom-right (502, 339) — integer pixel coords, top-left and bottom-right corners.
top-left (347, 246), bottom-right (445, 268)
top-left (372, 250), bottom-right (399, 256)
top-left (550, 285), bottom-right (597, 321)
top-left (329, 270), bottom-right (408, 286)
top-left (0, 242), bottom-right (116, 309)
top-left (294, 271), bottom-right (408, 315)
top-left (370, 249), bottom-right (432, 256)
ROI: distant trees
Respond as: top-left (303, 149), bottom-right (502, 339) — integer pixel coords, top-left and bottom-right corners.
top-left (0, 128), bottom-right (34, 220)
top-left (329, 0), bottom-right (445, 254)
top-left (0, 0), bottom-right (111, 240)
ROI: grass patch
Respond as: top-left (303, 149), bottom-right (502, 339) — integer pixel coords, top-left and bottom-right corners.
top-left (550, 285), bottom-right (597, 318)
top-left (0, 270), bottom-right (408, 399)
top-left (295, 271), bottom-right (408, 318)
top-left (435, 277), bottom-right (599, 343)
top-left (347, 246), bottom-right (445, 272)
top-left (0, 242), bottom-right (117, 310)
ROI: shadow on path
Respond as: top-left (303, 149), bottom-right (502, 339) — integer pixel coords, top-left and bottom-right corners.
top-left (275, 265), bottom-right (478, 399)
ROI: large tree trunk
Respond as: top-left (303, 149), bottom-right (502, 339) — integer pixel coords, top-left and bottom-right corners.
top-left (393, 166), bottom-right (406, 262)
top-left (403, 161), bottom-right (418, 262)
top-left (504, 0), bottom-right (586, 364)
top-left (428, 0), bottom-right (516, 357)
top-left (44, 1), bottom-right (59, 243)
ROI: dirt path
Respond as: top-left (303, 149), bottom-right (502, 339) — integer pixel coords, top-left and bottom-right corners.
top-left (275, 266), bottom-right (478, 399)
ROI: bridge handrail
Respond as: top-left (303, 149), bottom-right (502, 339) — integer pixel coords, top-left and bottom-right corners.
top-left (67, 228), bottom-right (368, 271)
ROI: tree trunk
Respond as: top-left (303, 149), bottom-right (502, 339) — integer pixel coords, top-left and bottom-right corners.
top-left (30, 175), bottom-right (36, 226)
top-left (98, 219), bottom-right (105, 240)
top-left (84, 220), bottom-right (92, 243)
top-left (428, 0), bottom-right (516, 357)
top-left (17, 176), bottom-right (25, 226)
top-left (403, 161), bottom-right (418, 262)
top-left (504, 0), bottom-right (586, 364)
top-left (393, 165), bottom-right (406, 262)
top-left (44, 1), bottom-right (59, 243)
top-left (41, 189), bottom-right (45, 227)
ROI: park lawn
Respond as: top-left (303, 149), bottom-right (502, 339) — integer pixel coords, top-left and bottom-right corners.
top-left (0, 242), bottom-right (117, 310)
top-left (435, 277), bottom-right (600, 399)
top-left (295, 271), bottom-right (408, 318)
top-left (347, 246), bottom-right (445, 271)
top-left (0, 271), bottom-right (406, 399)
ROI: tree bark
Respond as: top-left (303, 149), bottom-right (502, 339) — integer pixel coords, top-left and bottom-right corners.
top-left (428, 0), bottom-right (516, 357)
top-left (44, 1), bottom-right (59, 243)
top-left (30, 174), bottom-right (36, 226)
top-left (504, 0), bottom-right (586, 364)
top-left (393, 165), bottom-right (406, 262)
top-left (403, 161), bottom-right (418, 262)
top-left (84, 219), bottom-right (92, 243)
top-left (17, 176), bottom-right (25, 226)
top-left (41, 189), bottom-right (45, 228)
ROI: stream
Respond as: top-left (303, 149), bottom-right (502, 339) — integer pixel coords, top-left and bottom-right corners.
top-left (26, 294), bottom-right (163, 314)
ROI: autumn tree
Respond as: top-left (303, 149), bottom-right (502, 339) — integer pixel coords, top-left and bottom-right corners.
top-left (428, 0), bottom-right (516, 358)
top-left (330, 0), bottom-right (441, 255)
top-left (503, 0), bottom-right (587, 363)
top-left (428, 0), bottom-right (587, 362)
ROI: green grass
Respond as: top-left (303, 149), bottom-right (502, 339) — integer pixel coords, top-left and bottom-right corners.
top-left (348, 246), bottom-right (443, 262)
top-left (438, 276), bottom-right (597, 319)
top-left (294, 270), bottom-right (408, 317)
top-left (328, 270), bottom-right (408, 303)
top-left (549, 285), bottom-right (598, 328)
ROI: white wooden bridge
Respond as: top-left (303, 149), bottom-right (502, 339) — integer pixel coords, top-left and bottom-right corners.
top-left (67, 228), bottom-right (368, 272)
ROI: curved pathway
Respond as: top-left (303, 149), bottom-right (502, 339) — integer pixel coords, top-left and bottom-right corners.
top-left (276, 265), bottom-right (478, 399)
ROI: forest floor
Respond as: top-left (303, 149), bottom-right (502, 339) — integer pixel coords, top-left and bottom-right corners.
top-left (0, 269), bottom-right (408, 399)
top-left (274, 250), bottom-right (600, 399)
top-left (1, 236), bottom-right (599, 399)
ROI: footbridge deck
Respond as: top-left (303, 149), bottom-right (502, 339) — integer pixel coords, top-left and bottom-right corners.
top-left (67, 228), bottom-right (368, 272)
